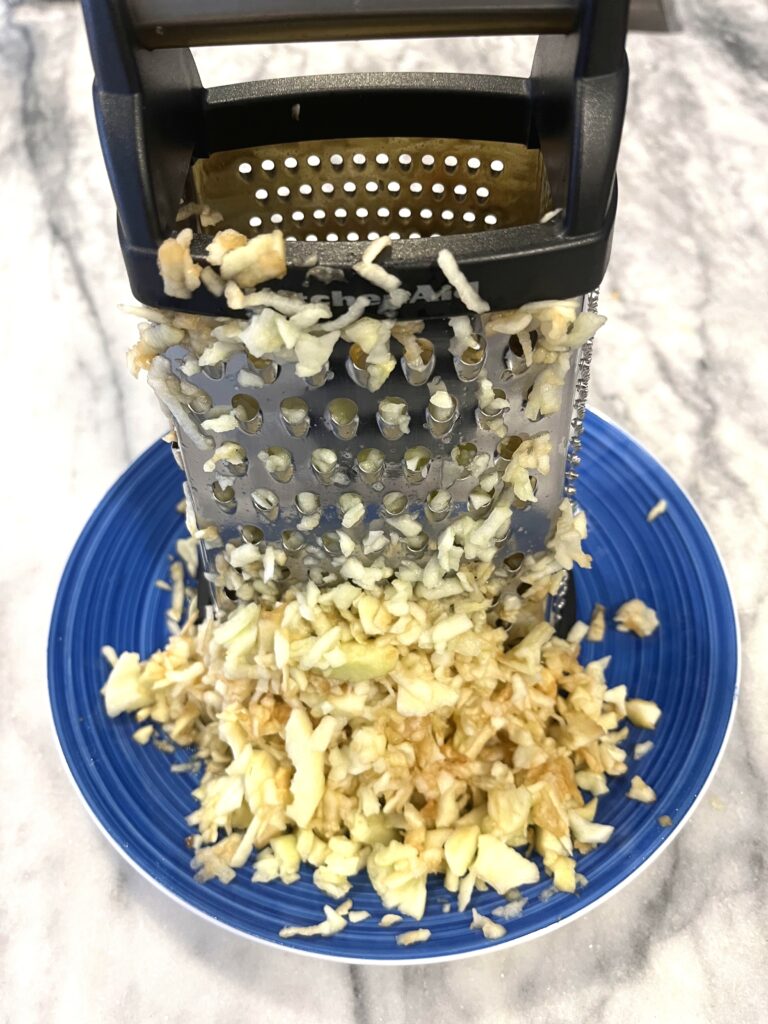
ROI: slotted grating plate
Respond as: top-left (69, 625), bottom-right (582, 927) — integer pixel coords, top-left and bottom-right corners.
top-left (190, 138), bottom-right (552, 242)
top-left (166, 295), bottom-right (595, 592)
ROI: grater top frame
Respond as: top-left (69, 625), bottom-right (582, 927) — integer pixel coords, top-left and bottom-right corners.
top-left (82, 0), bottom-right (629, 319)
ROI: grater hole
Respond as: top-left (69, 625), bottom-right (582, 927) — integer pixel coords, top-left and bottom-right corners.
top-left (346, 344), bottom-right (370, 388)
top-left (513, 476), bottom-right (538, 508)
top-left (468, 487), bottom-right (493, 517)
top-left (426, 390), bottom-right (458, 438)
top-left (377, 206), bottom-right (390, 219)
top-left (432, 182), bottom-right (446, 196)
top-left (212, 481), bottom-right (236, 511)
top-left (311, 447), bottom-right (339, 484)
top-left (452, 442), bottom-right (477, 477)
top-left (232, 395), bottom-right (263, 433)
top-left (484, 214), bottom-right (498, 226)
top-left (327, 232), bottom-right (339, 242)
top-left (507, 331), bottom-right (537, 362)
top-left (335, 207), bottom-right (348, 220)
top-left (270, 213), bottom-right (283, 225)
top-left (398, 154), bottom-right (412, 169)
top-left (403, 445), bottom-right (432, 482)
top-left (467, 157), bottom-right (481, 173)
top-left (406, 532), bottom-right (428, 554)
top-left (376, 396), bottom-right (409, 440)
top-left (217, 442), bottom-right (248, 477)
top-left (251, 487), bottom-right (279, 521)
top-left (307, 154), bottom-right (321, 168)
top-left (426, 489), bottom-right (453, 523)
top-left (367, 231), bottom-right (380, 241)
top-left (261, 158), bottom-right (276, 173)
top-left (454, 336), bottom-right (487, 382)
top-left (444, 154), bottom-right (458, 171)
top-left (387, 182), bottom-right (401, 194)
top-left (296, 491), bottom-right (320, 515)
top-left (476, 387), bottom-right (509, 430)
top-left (238, 161), bottom-right (253, 177)
top-left (201, 363), bottom-right (224, 381)
top-left (420, 209), bottom-right (433, 221)
top-left (322, 532), bottom-right (342, 556)
top-left (490, 159), bottom-right (505, 175)
top-left (504, 552), bottom-right (525, 573)
top-left (441, 210), bottom-right (454, 223)
top-left (246, 355), bottom-right (279, 385)
top-left (284, 156), bottom-right (299, 171)
top-left (462, 212), bottom-right (476, 224)
top-left (258, 446), bottom-right (294, 483)
top-left (299, 184), bottom-right (313, 197)
top-left (241, 525), bottom-right (264, 544)
top-left (330, 153), bottom-right (344, 169)
top-left (282, 530), bottom-right (305, 554)
top-left (496, 435), bottom-right (524, 463)
top-left (347, 232), bottom-right (360, 241)
top-left (365, 182), bottom-right (379, 194)
top-left (306, 233), bottom-right (318, 242)
top-left (352, 153), bottom-right (366, 167)
top-left (355, 207), bottom-right (368, 219)
top-left (355, 447), bottom-right (385, 485)
top-left (321, 182), bottom-right (335, 195)
top-left (375, 153), bottom-right (389, 167)
top-left (276, 185), bottom-right (290, 198)
top-left (303, 363), bottom-right (332, 389)
top-left (339, 492), bottom-right (366, 528)
top-left (343, 182), bottom-right (357, 195)
top-left (280, 397), bottom-right (310, 437)
top-left (422, 154), bottom-right (435, 168)
top-left (382, 491), bottom-right (407, 517)
top-left (291, 211), bottom-right (305, 222)
top-left (410, 182), bottom-right (423, 195)
top-left (476, 186), bottom-right (490, 201)
top-left (523, 382), bottom-right (546, 421)
top-left (249, 216), bottom-right (262, 228)
top-left (454, 184), bottom-right (468, 199)
top-left (327, 398), bottom-right (359, 440)
top-left (401, 337), bottom-right (435, 386)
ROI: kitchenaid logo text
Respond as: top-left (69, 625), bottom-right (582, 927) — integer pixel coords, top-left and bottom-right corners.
top-left (312, 283), bottom-right (480, 309)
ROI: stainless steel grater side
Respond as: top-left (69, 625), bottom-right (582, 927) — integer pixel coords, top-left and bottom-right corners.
top-left (81, 0), bottom-right (629, 613)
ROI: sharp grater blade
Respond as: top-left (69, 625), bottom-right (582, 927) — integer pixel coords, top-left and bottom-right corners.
top-left (160, 277), bottom-right (599, 612)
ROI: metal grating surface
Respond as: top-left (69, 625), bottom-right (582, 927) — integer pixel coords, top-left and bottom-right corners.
top-left (166, 296), bottom-right (597, 603)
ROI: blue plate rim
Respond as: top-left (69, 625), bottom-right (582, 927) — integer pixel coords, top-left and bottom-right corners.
top-left (48, 408), bottom-right (741, 965)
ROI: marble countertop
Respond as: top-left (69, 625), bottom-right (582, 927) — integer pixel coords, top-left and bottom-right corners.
top-left (2, 0), bottom-right (767, 1020)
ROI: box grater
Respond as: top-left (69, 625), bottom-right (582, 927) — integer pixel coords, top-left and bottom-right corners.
top-left (81, 0), bottom-right (629, 617)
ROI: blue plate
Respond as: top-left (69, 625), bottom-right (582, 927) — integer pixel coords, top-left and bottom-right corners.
top-left (48, 411), bottom-right (739, 963)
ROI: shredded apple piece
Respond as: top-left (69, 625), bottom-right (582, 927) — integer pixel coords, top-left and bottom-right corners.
top-left (101, 507), bottom-right (659, 924)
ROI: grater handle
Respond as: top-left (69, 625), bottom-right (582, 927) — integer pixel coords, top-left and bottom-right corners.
top-left (128, 0), bottom-right (580, 48)
top-left (81, 0), bottom-right (628, 314)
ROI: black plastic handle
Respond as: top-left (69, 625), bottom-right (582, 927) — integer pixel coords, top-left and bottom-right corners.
top-left (81, 0), bottom-right (629, 316)
top-left (129, 0), bottom-right (579, 48)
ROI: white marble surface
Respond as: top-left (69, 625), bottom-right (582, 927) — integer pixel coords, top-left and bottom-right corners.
top-left (2, 1), bottom-right (767, 1021)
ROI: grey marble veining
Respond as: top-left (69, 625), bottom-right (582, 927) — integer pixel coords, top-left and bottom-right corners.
top-left (1, 1), bottom-right (767, 1021)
